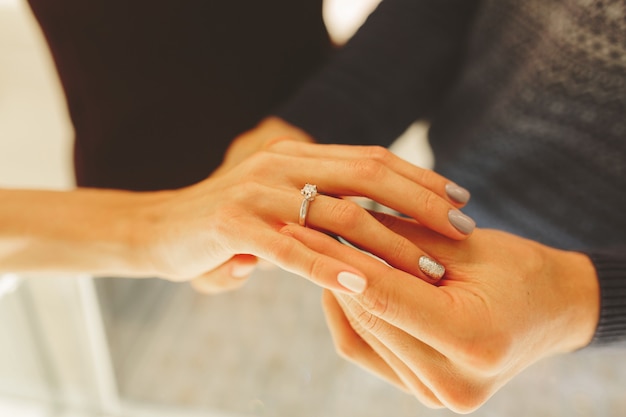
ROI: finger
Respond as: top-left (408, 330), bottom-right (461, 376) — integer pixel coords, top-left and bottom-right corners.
top-left (251, 188), bottom-right (443, 283)
top-left (190, 254), bottom-right (257, 294)
top-left (235, 149), bottom-right (473, 240)
top-left (305, 196), bottom-right (444, 283)
top-left (282, 224), bottom-right (452, 347)
top-left (266, 141), bottom-right (470, 206)
top-left (333, 293), bottom-right (445, 409)
top-left (321, 290), bottom-right (410, 393)
top-left (336, 293), bottom-right (486, 414)
top-left (368, 211), bottom-right (471, 265)
top-left (215, 185), bottom-right (369, 294)
top-left (233, 220), bottom-right (368, 294)
top-left (266, 153), bottom-right (474, 239)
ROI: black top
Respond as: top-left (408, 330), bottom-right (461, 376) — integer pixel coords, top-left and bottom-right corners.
top-left (28, 0), bottom-right (331, 190)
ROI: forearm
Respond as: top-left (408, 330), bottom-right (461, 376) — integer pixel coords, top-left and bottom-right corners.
top-left (0, 188), bottom-right (161, 277)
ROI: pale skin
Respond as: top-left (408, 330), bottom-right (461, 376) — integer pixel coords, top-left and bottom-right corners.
top-left (0, 118), bottom-right (472, 294)
top-left (281, 213), bottom-right (600, 414)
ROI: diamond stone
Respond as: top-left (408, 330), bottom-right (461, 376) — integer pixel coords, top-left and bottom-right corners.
top-left (301, 183), bottom-right (318, 200)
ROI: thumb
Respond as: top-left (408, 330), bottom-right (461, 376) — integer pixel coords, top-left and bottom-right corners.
top-left (190, 254), bottom-right (258, 294)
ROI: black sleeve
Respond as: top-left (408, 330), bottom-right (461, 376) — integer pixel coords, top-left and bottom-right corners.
top-left (587, 248), bottom-right (626, 345)
top-left (275, 0), bottom-right (481, 146)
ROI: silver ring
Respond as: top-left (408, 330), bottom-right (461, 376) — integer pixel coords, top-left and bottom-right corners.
top-left (299, 183), bottom-right (318, 227)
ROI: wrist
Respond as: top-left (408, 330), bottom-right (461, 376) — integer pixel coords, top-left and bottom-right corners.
top-left (546, 248), bottom-right (599, 352)
top-left (125, 189), bottom-right (179, 278)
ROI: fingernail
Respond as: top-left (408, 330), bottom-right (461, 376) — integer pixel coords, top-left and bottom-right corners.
top-left (418, 255), bottom-right (445, 280)
top-left (231, 263), bottom-right (256, 279)
top-left (448, 209), bottom-right (476, 235)
top-left (337, 271), bottom-right (367, 294)
top-left (445, 183), bottom-right (471, 204)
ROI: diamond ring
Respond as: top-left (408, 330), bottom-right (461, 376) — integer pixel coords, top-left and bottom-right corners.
top-left (299, 183), bottom-right (318, 227)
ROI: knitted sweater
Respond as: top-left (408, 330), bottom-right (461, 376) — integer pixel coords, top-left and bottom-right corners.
top-left (277, 0), bottom-right (626, 345)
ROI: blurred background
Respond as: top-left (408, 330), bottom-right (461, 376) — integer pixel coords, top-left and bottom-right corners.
top-left (1, 0), bottom-right (625, 416)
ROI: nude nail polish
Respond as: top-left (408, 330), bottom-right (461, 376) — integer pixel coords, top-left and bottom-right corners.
top-left (337, 271), bottom-right (367, 294)
top-left (448, 209), bottom-right (476, 235)
top-left (445, 183), bottom-right (471, 204)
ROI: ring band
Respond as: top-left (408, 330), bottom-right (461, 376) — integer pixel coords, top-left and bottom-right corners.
top-left (299, 183), bottom-right (318, 227)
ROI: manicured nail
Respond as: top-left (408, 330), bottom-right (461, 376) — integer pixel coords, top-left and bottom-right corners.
top-left (445, 183), bottom-right (471, 204)
top-left (448, 209), bottom-right (476, 235)
top-left (337, 271), bottom-right (367, 294)
top-left (418, 255), bottom-right (445, 280)
top-left (231, 263), bottom-right (257, 278)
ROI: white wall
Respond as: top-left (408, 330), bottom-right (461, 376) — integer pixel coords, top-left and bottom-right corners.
top-left (0, 0), bottom-right (73, 190)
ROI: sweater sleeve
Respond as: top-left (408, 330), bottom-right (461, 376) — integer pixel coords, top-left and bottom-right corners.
top-left (275, 0), bottom-right (481, 146)
top-left (587, 248), bottom-right (626, 346)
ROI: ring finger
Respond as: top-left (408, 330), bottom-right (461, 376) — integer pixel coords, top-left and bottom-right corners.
top-left (302, 194), bottom-right (447, 283)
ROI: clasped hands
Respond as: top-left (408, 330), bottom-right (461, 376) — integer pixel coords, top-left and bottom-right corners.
top-left (286, 218), bottom-right (598, 413)
top-left (144, 119), bottom-right (599, 413)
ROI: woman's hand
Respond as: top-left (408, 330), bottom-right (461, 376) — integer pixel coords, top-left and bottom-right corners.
top-left (188, 117), bottom-right (314, 292)
top-left (213, 116), bottom-right (315, 178)
top-left (138, 142), bottom-right (474, 294)
top-left (283, 216), bottom-right (599, 413)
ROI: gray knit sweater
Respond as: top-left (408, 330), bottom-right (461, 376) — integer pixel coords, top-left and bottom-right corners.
top-left (277, 0), bottom-right (626, 345)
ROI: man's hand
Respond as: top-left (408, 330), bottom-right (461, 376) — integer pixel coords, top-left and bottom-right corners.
top-left (284, 216), bottom-right (599, 413)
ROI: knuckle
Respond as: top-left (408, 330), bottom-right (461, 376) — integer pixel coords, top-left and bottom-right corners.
top-left (357, 285), bottom-right (398, 324)
top-left (452, 326), bottom-right (513, 375)
top-left (338, 301), bottom-right (374, 340)
top-left (306, 255), bottom-right (328, 283)
top-left (222, 180), bottom-right (263, 205)
top-left (364, 146), bottom-right (393, 164)
top-left (439, 380), bottom-right (489, 414)
top-left (353, 308), bottom-right (383, 333)
top-left (465, 333), bottom-right (513, 374)
top-left (440, 380), bottom-right (489, 414)
top-left (328, 200), bottom-right (364, 230)
top-left (266, 235), bottom-right (295, 261)
top-left (244, 150), bottom-right (279, 175)
top-left (263, 136), bottom-right (293, 151)
top-left (387, 235), bottom-right (416, 265)
top-left (327, 199), bottom-right (365, 231)
top-left (414, 166), bottom-right (441, 186)
top-left (420, 190), bottom-right (444, 216)
top-left (238, 180), bottom-right (263, 199)
top-left (350, 158), bottom-right (387, 181)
